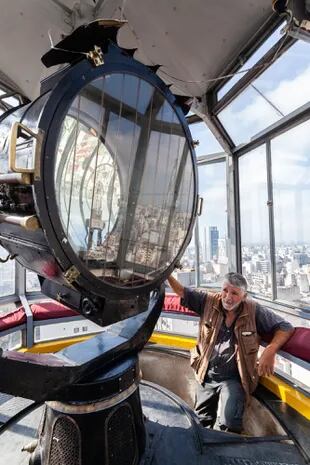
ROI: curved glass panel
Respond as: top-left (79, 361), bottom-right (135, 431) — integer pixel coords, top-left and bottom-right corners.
top-left (54, 73), bottom-right (195, 287)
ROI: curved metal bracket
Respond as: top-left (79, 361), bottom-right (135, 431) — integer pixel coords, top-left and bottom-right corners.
top-left (0, 286), bottom-right (165, 401)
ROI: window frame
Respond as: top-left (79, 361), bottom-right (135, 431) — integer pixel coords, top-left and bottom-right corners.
top-left (193, 152), bottom-right (231, 288)
top-left (236, 107), bottom-right (310, 310)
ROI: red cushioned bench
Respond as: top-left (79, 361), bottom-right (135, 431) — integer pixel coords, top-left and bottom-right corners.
top-left (0, 296), bottom-right (309, 362)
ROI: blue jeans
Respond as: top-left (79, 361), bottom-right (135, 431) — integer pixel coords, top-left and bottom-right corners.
top-left (195, 378), bottom-right (245, 433)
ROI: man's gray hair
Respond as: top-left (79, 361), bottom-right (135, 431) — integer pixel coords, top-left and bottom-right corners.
top-left (223, 272), bottom-right (248, 291)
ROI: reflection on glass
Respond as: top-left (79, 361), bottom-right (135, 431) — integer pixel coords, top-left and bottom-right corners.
top-left (218, 41), bottom-right (310, 145)
top-left (183, 161), bottom-right (228, 287)
top-left (55, 73), bottom-right (195, 287)
top-left (271, 121), bottom-right (310, 308)
top-left (0, 246), bottom-right (15, 297)
top-left (239, 146), bottom-right (272, 297)
top-left (189, 122), bottom-right (223, 156)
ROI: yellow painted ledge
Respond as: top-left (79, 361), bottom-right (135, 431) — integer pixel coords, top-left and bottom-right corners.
top-left (20, 331), bottom-right (309, 420)
top-left (260, 374), bottom-right (310, 420)
top-left (150, 331), bottom-right (310, 420)
top-left (19, 335), bottom-right (92, 353)
top-left (150, 332), bottom-right (196, 350)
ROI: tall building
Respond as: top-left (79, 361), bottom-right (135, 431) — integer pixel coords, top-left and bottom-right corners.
top-left (209, 226), bottom-right (219, 260)
top-left (297, 274), bottom-right (310, 293)
top-left (218, 237), bottom-right (228, 260)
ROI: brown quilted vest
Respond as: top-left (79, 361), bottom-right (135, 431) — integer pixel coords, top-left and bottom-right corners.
top-left (190, 292), bottom-right (259, 399)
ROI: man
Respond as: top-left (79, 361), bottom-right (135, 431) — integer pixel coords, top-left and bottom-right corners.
top-left (167, 272), bottom-right (294, 433)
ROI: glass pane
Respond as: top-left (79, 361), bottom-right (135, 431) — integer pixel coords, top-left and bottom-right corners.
top-left (218, 23), bottom-right (284, 99)
top-left (218, 41), bottom-right (310, 145)
top-left (239, 146), bottom-right (272, 297)
top-left (26, 270), bottom-right (41, 292)
top-left (271, 120), bottom-right (310, 308)
top-left (2, 96), bottom-right (19, 107)
top-left (0, 246), bottom-right (15, 296)
top-left (198, 161), bottom-right (228, 287)
top-left (0, 302), bottom-right (17, 317)
top-left (176, 235), bottom-right (196, 287)
top-left (54, 73), bottom-right (195, 288)
top-left (0, 330), bottom-right (22, 350)
top-left (189, 122), bottom-right (223, 156)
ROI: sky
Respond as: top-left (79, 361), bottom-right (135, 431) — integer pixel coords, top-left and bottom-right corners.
top-left (189, 39), bottom-right (310, 246)
top-left (217, 40), bottom-right (310, 145)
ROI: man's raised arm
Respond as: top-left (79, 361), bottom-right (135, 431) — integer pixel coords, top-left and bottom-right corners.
top-left (258, 328), bottom-right (294, 377)
top-left (167, 275), bottom-right (185, 298)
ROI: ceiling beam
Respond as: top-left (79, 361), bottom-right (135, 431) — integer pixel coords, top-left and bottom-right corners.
top-left (190, 97), bottom-right (234, 155)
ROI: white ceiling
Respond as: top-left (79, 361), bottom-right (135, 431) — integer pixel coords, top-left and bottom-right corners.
top-left (0, 0), bottom-right (275, 100)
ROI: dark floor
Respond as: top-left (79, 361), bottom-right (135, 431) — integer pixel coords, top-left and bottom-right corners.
top-left (0, 382), bottom-right (307, 465)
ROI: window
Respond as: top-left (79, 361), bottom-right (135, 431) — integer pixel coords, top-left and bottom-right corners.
top-left (271, 120), bottom-right (310, 308)
top-left (0, 302), bottom-right (17, 317)
top-left (26, 270), bottom-right (41, 293)
top-left (218, 40), bottom-right (310, 145)
top-left (189, 122), bottom-right (224, 157)
top-left (239, 146), bottom-right (272, 298)
top-left (0, 330), bottom-right (22, 350)
top-left (0, 246), bottom-right (15, 297)
top-left (172, 160), bottom-right (229, 289)
top-left (218, 23), bottom-right (284, 100)
top-left (176, 235), bottom-right (197, 288)
top-left (0, 85), bottom-right (22, 114)
top-left (197, 160), bottom-right (228, 287)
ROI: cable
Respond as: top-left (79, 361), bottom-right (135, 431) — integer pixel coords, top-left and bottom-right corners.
top-left (250, 83), bottom-right (284, 117)
top-left (159, 28), bottom-right (289, 87)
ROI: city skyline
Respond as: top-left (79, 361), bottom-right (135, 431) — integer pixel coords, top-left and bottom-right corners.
top-left (181, 224), bottom-right (310, 309)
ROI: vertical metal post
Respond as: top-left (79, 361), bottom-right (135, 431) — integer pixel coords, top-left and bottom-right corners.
top-left (15, 262), bottom-right (34, 348)
top-left (226, 154), bottom-right (238, 272)
top-left (266, 140), bottom-right (277, 300)
top-left (194, 220), bottom-right (200, 287)
top-left (15, 261), bottom-right (25, 296)
top-left (233, 154), bottom-right (242, 273)
top-left (20, 294), bottom-right (34, 348)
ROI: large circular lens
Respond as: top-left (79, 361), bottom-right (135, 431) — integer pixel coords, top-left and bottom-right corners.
top-left (54, 72), bottom-right (195, 288)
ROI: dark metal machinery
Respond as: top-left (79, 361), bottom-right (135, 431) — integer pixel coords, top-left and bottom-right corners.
top-left (0, 19), bottom-right (197, 327)
top-left (0, 19), bottom-right (198, 465)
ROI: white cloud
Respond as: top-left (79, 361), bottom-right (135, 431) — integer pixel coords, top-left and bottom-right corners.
top-left (219, 65), bottom-right (310, 145)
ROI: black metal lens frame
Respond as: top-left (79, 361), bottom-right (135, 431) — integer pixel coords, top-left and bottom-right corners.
top-left (35, 43), bottom-right (198, 300)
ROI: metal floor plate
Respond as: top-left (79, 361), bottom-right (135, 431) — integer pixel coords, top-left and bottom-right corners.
top-left (220, 459), bottom-right (299, 465)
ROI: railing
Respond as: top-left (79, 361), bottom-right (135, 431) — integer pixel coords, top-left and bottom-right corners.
top-left (0, 295), bottom-right (309, 397)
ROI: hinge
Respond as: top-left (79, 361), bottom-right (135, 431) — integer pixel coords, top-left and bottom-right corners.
top-left (87, 45), bottom-right (104, 67)
top-left (64, 265), bottom-right (80, 284)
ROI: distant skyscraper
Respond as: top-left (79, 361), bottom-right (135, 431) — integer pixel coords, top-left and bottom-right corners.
top-left (209, 226), bottom-right (219, 260)
top-left (218, 238), bottom-right (228, 259)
